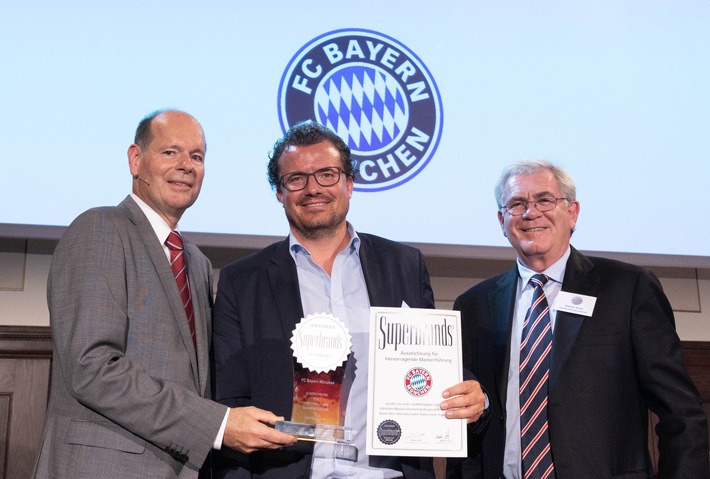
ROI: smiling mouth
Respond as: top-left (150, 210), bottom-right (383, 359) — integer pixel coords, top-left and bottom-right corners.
top-left (168, 180), bottom-right (192, 188)
top-left (300, 199), bottom-right (329, 207)
top-left (523, 227), bottom-right (546, 232)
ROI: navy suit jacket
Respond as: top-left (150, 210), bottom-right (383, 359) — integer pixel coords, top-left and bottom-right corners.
top-left (451, 247), bottom-right (708, 479)
top-left (212, 233), bottom-right (436, 478)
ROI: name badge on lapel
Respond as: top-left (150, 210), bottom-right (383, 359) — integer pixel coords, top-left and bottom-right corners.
top-left (552, 291), bottom-right (597, 317)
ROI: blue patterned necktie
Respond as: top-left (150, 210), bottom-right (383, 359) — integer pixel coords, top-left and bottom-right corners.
top-left (519, 274), bottom-right (556, 479)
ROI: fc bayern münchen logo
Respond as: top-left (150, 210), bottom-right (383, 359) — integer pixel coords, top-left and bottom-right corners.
top-left (278, 28), bottom-right (443, 192)
top-left (404, 367), bottom-right (432, 397)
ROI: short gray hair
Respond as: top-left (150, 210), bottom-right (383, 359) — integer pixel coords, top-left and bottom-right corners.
top-left (494, 159), bottom-right (576, 208)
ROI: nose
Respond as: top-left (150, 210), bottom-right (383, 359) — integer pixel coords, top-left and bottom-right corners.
top-left (303, 173), bottom-right (323, 194)
top-left (175, 153), bottom-right (194, 172)
top-left (522, 201), bottom-right (542, 218)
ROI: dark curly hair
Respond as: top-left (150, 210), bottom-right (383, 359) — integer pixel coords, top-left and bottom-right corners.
top-left (267, 120), bottom-right (356, 189)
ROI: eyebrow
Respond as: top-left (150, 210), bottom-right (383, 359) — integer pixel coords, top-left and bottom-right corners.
top-left (282, 166), bottom-right (340, 175)
top-left (162, 144), bottom-right (206, 156)
top-left (507, 191), bottom-right (559, 202)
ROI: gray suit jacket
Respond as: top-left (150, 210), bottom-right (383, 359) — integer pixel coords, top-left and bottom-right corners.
top-left (33, 196), bottom-right (227, 479)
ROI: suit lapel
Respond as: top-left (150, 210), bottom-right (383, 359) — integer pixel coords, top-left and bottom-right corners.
top-left (184, 240), bottom-right (211, 394)
top-left (267, 239), bottom-right (305, 339)
top-left (491, 269), bottom-right (518, 411)
top-left (549, 247), bottom-right (598, 391)
top-left (358, 234), bottom-right (391, 306)
top-left (119, 196), bottom-right (200, 387)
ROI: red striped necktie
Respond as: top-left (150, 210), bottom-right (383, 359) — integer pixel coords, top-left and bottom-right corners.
top-left (165, 231), bottom-right (196, 351)
top-left (519, 274), bottom-right (556, 479)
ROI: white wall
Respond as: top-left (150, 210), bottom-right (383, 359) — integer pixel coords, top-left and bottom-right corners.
top-left (1, 238), bottom-right (708, 341)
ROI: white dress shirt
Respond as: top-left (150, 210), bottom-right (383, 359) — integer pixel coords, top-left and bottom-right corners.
top-left (502, 247), bottom-right (570, 479)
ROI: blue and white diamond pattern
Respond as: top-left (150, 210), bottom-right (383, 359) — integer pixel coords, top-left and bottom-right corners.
top-left (410, 373), bottom-right (427, 391)
top-left (315, 64), bottom-right (409, 155)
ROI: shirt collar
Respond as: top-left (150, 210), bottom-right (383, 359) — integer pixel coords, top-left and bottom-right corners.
top-left (288, 222), bottom-right (361, 259)
top-left (130, 193), bottom-right (175, 245)
top-left (516, 246), bottom-right (571, 287)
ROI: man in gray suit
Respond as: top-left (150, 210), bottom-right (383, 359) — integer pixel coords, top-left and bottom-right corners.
top-left (33, 110), bottom-right (296, 478)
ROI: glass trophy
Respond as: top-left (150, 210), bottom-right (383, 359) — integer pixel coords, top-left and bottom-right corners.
top-left (275, 313), bottom-right (357, 461)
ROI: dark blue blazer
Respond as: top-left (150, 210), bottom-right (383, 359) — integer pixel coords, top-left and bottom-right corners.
top-left (451, 247), bottom-right (708, 479)
top-left (212, 233), bottom-right (436, 478)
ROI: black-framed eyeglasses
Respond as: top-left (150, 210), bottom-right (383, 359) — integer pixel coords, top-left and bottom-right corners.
top-left (500, 197), bottom-right (568, 216)
top-left (279, 167), bottom-right (345, 191)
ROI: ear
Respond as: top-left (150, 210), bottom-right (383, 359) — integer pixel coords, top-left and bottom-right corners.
top-left (276, 186), bottom-right (284, 205)
top-left (127, 144), bottom-right (141, 176)
top-left (346, 175), bottom-right (354, 199)
top-left (497, 210), bottom-right (509, 237)
top-left (567, 200), bottom-right (580, 231)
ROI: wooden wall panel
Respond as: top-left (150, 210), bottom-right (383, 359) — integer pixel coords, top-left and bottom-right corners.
top-left (0, 326), bottom-right (707, 478)
top-left (0, 394), bottom-right (9, 478)
top-left (683, 342), bottom-right (710, 401)
top-left (0, 326), bottom-right (52, 479)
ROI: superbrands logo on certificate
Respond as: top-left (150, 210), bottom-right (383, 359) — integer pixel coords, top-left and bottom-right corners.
top-left (277, 28), bottom-right (443, 192)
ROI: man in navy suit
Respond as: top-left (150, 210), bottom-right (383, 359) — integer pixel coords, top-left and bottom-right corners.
top-left (212, 121), bottom-right (486, 478)
top-left (451, 160), bottom-right (708, 478)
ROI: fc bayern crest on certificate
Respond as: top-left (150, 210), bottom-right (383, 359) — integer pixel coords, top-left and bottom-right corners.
top-left (366, 307), bottom-right (466, 457)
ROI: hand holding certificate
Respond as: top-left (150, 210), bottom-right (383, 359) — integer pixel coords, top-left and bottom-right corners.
top-left (366, 307), bottom-right (467, 457)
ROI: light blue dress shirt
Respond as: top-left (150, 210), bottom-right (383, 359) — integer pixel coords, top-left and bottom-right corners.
top-left (289, 223), bottom-right (403, 478)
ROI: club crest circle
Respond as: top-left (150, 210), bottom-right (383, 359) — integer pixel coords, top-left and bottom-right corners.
top-left (404, 367), bottom-right (432, 397)
top-left (278, 28), bottom-right (443, 192)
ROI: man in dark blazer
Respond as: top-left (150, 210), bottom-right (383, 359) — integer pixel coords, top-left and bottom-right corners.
top-left (212, 121), bottom-right (485, 478)
top-left (451, 160), bottom-right (709, 479)
top-left (33, 110), bottom-right (293, 479)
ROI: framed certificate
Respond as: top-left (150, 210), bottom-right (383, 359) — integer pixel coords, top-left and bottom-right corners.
top-left (366, 307), bottom-right (466, 457)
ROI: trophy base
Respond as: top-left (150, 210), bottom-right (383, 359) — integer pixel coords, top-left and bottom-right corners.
top-left (275, 421), bottom-right (357, 461)
top-left (275, 421), bottom-right (350, 441)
